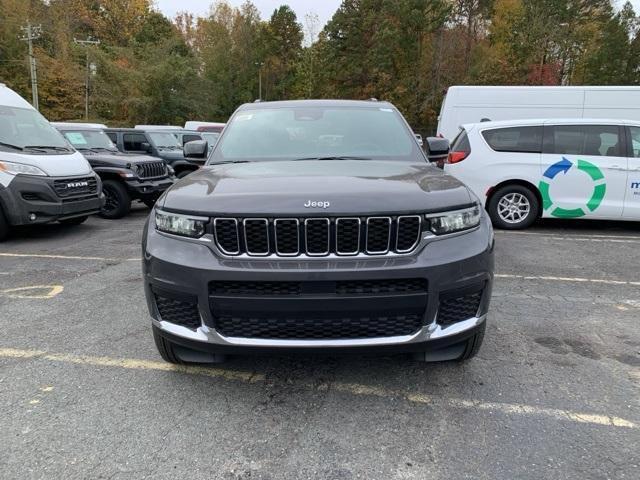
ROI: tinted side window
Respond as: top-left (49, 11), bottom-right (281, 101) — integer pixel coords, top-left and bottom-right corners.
top-left (629, 126), bottom-right (640, 158)
top-left (481, 127), bottom-right (542, 153)
top-left (450, 129), bottom-right (470, 153)
top-left (106, 132), bottom-right (117, 143)
top-left (547, 125), bottom-right (622, 157)
top-left (123, 133), bottom-right (148, 151)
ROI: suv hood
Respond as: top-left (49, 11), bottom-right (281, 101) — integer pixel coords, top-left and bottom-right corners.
top-left (81, 151), bottom-right (163, 168)
top-left (161, 160), bottom-right (474, 215)
top-left (1, 150), bottom-right (92, 177)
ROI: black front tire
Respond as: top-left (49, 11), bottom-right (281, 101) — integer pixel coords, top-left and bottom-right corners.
top-left (487, 184), bottom-right (539, 230)
top-left (153, 328), bottom-right (185, 364)
top-left (100, 179), bottom-right (131, 219)
top-left (59, 215), bottom-right (89, 226)
top-left (0, 207), bottom-right (9, 241)
top-left (457, 322), bottom-right (486, 362)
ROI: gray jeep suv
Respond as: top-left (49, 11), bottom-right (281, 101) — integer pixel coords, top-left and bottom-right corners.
top-left (142, 100), bottom-right (494, 363)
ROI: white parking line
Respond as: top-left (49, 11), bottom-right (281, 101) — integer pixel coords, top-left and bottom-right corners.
top-left (0, 347), bottom-right (636, 429)
top-left (496, 231), bottom-right (640, 243)
top-left (496, 274), bottom-right (640, 286)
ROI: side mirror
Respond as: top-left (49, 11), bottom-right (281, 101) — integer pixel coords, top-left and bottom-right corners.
top-left (184, 140), bottom-right (209, 159)
top-left (414, 134), bottom-right (423, 147)
top-left (141, 142), bottom-right (152, 153)
top-left (425, 137), bottom-right (449, 163)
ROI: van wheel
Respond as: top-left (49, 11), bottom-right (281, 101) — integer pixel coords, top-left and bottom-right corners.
top-left (101, 180), bottom-right (131, 219)
top-left (59, 215), bottom-right (88, 225)
top-left (487, 185), bottom-right (539, 230)
top-left (0, 207), bottom-right (9, 241)
top-left (457, 322), bottom-right (486, 362)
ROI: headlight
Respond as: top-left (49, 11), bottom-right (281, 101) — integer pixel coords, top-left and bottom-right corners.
top-left (427, 205), bottom-right (481, 235)
top-left (155, 210), bottom-right (207, 238)
top-left (0, 161), bottom-right (47, 176)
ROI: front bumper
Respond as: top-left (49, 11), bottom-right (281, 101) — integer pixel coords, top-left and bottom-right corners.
top-left (143, 215), bottom-right (494, 353)
top-left (125, 177), bottom-right (174, 199)
top-left (0, 174), bottom-right (104, 226)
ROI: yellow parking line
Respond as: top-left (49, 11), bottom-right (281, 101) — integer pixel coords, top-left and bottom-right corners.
top-left (1, 285), bottom-right (64, 299)
top-left (0, 252), bottom-right (137, 262)
top-left (0, 347), bottom-right (635, 429)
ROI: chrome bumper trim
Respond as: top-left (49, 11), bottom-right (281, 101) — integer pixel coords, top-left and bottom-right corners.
top-left (151, 314), bottom-right (486, 349)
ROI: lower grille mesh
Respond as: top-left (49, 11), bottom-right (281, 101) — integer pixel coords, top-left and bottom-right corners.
top-left (437, 291), bottom-right (482, 325)
top-left (214, 314), bottom-right (423, 340)
top-left (155, 294), bottom-right (201, 330)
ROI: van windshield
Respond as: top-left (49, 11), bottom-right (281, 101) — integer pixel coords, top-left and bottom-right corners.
top-left (209, 106), bottom-right (420, 163)
top-left (0, 106), bottom-right (71, 152)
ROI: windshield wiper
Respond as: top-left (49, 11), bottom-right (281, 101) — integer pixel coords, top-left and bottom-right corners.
top-left (24, 145), bottom-right (71, 152)
top-left (292, 155), bottom-right (371, 161)
top-left (0, 141), bottom-right (24, 151)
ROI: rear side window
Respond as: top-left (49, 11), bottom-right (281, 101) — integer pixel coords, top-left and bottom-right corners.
top-left (123, 133), bottom-right (148, 151)
top-left (629, 126), bottom-right (640, 157)
top-left (545, 125), bottom-right (622, 157)
top-left (450, 129), bottom-right (470, 153)
top-left (482, 126), bottom-right (542, 153)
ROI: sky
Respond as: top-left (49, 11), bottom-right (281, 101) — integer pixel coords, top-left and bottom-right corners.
top-left (154, 0), bottom-right (342, 30)
top-left (155, 0), bottom-right (640, 31)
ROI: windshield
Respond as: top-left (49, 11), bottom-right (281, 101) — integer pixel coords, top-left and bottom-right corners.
top-left (0, 105), bottom-right (71, 152)
top-left (148, 132), bottom-right (182, 149)
top-left (62, 130), bottom-right (117, 151)
top-left (209, 106), bottom-right (420, 163)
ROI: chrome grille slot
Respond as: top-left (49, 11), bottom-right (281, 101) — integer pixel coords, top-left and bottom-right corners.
top-left (335, 218), bottom-right (360, 255)
top-left (396, 216), bottom-right (421, 253)
top-left (366, 217), bottom-right (391, 254)
top-left (305, 218), bottom-right (330, 256)
top-left (274, 219), bottom-right (300, 256)
top-left (243, 219), bottom-right (269, 256)
top-left (214, 218), bottom-right (240, 255)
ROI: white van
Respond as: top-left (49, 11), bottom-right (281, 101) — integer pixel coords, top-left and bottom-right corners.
top-left (0, 84), bottom-right (103, 240)
top-left (437, 86), bottom-right (640, 140)
top-left (443, 118), bottom-right (640, 229)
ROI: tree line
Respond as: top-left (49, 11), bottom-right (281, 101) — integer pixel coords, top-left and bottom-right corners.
top-left (1, 0), bottom-right (638, 133)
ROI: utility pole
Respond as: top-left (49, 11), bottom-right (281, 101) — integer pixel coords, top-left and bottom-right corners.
top-left (20, 22), bottom-right (42, 110)
top-left (74, 37), bottom-right (100, 120)
top-left (255, 61), bottom-right (264, 100)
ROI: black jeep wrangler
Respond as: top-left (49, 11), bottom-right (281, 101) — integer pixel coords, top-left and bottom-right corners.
top-left (57, 126), bottom-right (175, 219)
top-left (105, 128), bottom-right (204, 178)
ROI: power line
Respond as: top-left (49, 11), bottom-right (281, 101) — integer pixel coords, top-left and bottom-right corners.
top-left (19, 21), bottom-right (42, 110)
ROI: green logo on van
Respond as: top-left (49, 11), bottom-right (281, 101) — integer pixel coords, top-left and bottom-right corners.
top-left (539, 157), bottom-right (606, 218)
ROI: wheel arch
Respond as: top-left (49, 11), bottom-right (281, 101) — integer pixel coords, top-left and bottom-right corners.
top-left (486, 179), bottom-right (543, 218)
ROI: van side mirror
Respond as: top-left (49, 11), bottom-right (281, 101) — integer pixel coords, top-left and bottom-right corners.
top-left (141, 142), bottom-right (152, 153)
top-left (184, 140), bottom-right (209, 159)
top-left (414, 134), bottom-right (424, 147)
top-left (425, 137), bottom-right (449, 162)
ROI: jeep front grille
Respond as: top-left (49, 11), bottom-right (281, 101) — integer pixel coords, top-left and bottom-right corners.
top-left (212, 215), bottom-right (422, 257)
top-left (138, 162), bottom-right (167, 179)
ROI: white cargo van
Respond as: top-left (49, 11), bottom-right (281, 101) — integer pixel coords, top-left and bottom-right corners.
top-left (437, 86), bottom-right (640, 140)
top-left (0, 84), bottom-right (103, 240)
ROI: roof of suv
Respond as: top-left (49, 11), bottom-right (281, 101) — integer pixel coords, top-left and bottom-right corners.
top-left (238, 99), bottom-right (393, 110)
top-left (462, 118), bottom-right (640, 130)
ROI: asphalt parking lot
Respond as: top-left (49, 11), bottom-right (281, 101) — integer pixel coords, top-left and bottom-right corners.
top-left (0, 205), bottom-right (639, 480)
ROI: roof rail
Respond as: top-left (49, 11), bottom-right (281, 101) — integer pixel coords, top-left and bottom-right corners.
top-left (368, 98), bottom-right (378, 102)
top-left (254, 99), bottom-right (262, 103)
